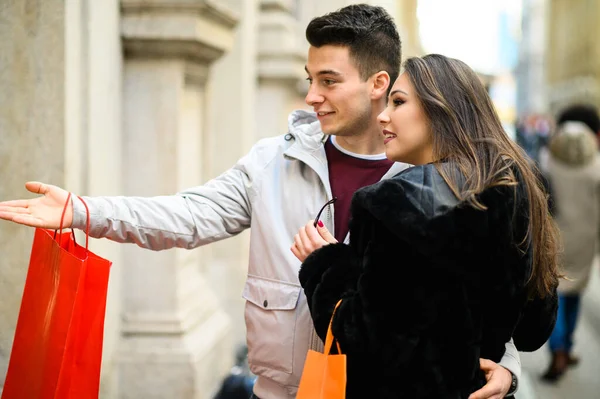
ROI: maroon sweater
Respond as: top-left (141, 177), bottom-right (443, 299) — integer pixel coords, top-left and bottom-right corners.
top-left (325, 137), bottom-right (394, 242)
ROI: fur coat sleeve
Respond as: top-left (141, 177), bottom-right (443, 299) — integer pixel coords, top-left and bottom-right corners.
top-left (299, 164), bottom-right (557, 397)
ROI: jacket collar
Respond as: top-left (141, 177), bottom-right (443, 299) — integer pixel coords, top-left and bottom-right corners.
top-left (283, 109), bottom-right (411, 176)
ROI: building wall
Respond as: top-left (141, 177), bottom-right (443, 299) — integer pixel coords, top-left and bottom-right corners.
top-left (546, 0), bottom-right (600, 114)
top-left (0, 0), bottom-right (66, 394)
top-left (205, 0), bottom-right (259, 347)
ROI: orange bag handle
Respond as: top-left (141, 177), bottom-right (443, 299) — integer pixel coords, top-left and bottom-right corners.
top-left (55, 193), bottom-right (91, 250)
top-left (324, 300), bottom-right (343, 355)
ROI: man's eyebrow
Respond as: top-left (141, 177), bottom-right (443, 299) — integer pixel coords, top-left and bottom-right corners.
top-left (304, 66), bottom-right (343, 77)
top-left (389, 89), bottom-right (408, 96)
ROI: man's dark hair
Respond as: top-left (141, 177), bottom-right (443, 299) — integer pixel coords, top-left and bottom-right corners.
top-left (557, 104), bottom-right (600, 133)
top-left (306, 4), bottom-right (401, 86)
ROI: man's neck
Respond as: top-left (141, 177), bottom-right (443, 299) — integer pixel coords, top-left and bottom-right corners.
top-left (333, 126), bottom-right (386, 155)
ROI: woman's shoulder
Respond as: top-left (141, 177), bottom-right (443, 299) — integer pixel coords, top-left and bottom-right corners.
top-left (352, 163), bottom-right (459, 222)
top-left (351, 163), bottom-right (522, 253)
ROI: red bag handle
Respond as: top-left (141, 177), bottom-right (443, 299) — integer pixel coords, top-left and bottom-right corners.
top-left (55, 193), bottom-right (91, 250)
top-left (324, 300), bottom-right (343, 355)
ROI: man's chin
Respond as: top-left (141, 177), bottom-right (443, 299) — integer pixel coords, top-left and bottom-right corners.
top-left (319, 124), bottom-right (338, 136)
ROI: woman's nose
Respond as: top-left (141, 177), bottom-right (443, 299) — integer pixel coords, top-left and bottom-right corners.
top-left (377, 109), bottom-right (390, 126)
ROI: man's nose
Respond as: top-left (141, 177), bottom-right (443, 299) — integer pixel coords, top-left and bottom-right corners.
top-left (305, 86), bottom-right (324, 106)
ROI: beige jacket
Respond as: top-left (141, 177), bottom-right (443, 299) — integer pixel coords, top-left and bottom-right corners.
top-left (547, 121), bottom-right (600, 294)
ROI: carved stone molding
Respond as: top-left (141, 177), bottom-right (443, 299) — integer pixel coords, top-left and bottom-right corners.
top-left (548, 76), bottom-right (600, 114)
top-left (121, 0), bottom-right (239, 64)
top-left (257, 1), bottom-right (306, 87)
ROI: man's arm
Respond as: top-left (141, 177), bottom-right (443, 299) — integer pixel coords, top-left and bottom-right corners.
top-left (499, 339), bottom-right (521, 384)
top-left (72, 151), bottom-right (258, 251)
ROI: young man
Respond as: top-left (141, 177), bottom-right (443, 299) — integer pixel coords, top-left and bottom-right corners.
top-left (0, 5), bottom-right (519, 399)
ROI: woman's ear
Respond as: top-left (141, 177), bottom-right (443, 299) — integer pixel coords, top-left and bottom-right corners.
top-left (371, 71), bottom-right (391, 100)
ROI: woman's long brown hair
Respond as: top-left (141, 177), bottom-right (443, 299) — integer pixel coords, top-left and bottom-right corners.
top-left (403, 54), bottom-right (560, 298)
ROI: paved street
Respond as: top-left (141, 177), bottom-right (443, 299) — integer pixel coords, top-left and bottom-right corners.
top-left (519, 266), bottom-right (600, 399)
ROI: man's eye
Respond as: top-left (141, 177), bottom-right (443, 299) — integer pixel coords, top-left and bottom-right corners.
top-left (323, 79), bottom-right (335, 86)
top-left (306, 77), bottom-right (313, 84)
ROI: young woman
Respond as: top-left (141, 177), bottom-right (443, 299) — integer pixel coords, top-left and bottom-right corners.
top-left (291, 54), bottom-right (560, 398)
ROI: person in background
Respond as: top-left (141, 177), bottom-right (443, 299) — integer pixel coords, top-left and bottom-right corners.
top-left (292, 54), bottom-right (560, 399)
top-left (556, 104), bottom-right (600, 145)
top-left (541, 119), bottom-right (600, 382)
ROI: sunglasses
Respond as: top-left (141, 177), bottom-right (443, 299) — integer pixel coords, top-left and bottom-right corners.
top-left (313, 197), bottom-right (337, 227)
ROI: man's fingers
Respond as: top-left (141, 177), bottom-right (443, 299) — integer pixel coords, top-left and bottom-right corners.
top-left (479, 358), bottom-right (496, 371)
top-left (0, 200), bottom-right (30, 208)
top-left (25, 181), bottom-right (49, 195)
top-left (8, 214), bottom-right (45, 228)
top-left (468, 385), bottom-right (500, 399)
top-left (0, 206), bottom-right (30, 215)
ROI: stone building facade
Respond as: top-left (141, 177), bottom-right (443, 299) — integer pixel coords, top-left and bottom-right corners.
top-left (546, 0), bottom-right (600, 114)
top-left (0, 1), bottom-right (421, 397)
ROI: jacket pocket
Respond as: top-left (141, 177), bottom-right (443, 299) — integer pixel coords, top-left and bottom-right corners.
top-left (242, 275), bottom-right (301, 375)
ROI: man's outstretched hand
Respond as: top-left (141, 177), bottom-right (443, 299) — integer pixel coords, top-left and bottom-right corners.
top-left (0, 182), bottom-right (72, 229)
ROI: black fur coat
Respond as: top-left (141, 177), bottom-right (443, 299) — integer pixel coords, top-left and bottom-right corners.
top-left (299, 164), bottom-right (558, 399)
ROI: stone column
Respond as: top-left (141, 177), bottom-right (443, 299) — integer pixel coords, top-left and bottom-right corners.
top-left (64, 1), bottom-right (124, 397)
top-left (256, 0), bottom-right (307, 138)
top-left (118, 1), bottom-right (238, 397)
top-left (0, 1), bottom-right (66, 394)
top-left (204, 0), bottom-right (259, 346)
top-left (546, 0), bottom-right (600, 113)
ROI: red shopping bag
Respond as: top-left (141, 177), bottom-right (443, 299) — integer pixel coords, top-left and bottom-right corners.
top-left (2, 194), bottom-right (112, 399)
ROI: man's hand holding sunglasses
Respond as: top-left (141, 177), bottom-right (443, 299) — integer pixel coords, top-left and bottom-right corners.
top-left (291, 220), bottom-right (337, 262)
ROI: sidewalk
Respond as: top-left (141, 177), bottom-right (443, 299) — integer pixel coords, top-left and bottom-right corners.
top-left (519, 265), bottom-right (600, 399)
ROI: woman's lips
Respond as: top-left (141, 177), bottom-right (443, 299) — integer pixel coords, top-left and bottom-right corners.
top-left (383, 129), bottom-right (397, 144)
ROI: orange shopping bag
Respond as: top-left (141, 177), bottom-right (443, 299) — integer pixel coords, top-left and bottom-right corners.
top-left (297, 300), bottom-right (346, 399)
top-left (2, 194), bottom-right (112, 399)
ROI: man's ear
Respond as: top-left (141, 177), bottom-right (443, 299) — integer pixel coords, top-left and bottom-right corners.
top-left (371, 71), bottom-right (390, 100)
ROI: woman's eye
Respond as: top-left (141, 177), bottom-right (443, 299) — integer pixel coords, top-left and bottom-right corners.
top-left (393, 99), bottom-right (405, 106)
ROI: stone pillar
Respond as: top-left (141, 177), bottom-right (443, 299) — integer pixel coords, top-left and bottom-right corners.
top-left (256, 0), bottom-right (307, 138)
top-left (118, 1), bottom-right (238, 397)
top-left (0, 1), bottom-right (66, 394)
top-left (204, 0), bottom-right (259, 346)
top-left (546, 0), bottom-right (600, 113)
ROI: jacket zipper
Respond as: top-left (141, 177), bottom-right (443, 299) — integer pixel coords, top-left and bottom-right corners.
top-left (283, 137), bottom-right (333, 354)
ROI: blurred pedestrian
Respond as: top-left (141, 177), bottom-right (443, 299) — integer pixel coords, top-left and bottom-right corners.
top-left (542, 120), bottom-right (600, 382)
top-left (556, 104), bottom-right (600, 146)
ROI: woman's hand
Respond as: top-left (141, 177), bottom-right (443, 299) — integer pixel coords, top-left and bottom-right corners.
top-left (291, 220), bottom-right (337, 262)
